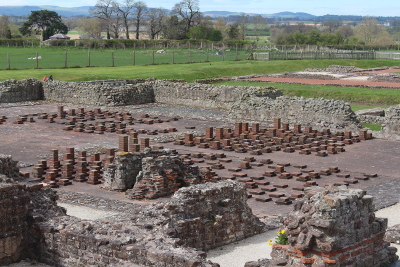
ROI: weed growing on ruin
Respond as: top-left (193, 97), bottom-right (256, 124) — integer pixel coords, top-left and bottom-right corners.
top-left (268, 230), bottom-right (288, 246)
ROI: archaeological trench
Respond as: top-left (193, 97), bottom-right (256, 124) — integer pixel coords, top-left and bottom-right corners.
top-left (1, 66), bottom-right (400, 266)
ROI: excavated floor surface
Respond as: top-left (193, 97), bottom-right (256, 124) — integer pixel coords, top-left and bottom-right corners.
top-left (1, 101), bottom-right (400, 218)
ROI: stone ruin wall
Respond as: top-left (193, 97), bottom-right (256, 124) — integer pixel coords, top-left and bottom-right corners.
top-left (0, 79), bottom-right (43, 103)
top-left (0, 79), bottom-right (362, 132)
top-left (0, 178), bottom-right (265, 267)
top-left (151, 80), bottom-right (284, 110)
top-left (102, 149), bottom-right (219, 200)
top-left (270, 186), bottom-right (398, 267)
top-left (42, 80), bottom-right (155, 106)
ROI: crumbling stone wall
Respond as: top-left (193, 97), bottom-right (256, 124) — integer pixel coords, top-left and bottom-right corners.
top-left (381, 105), bottom-right (400, 134)
top-left (103, 149), bottom-right (219, 199)
top-left (42, 80), bottom-right (155, 106)
top-left (102, 149), bottom-right (174, 191)
top-left (0, 154), bottom-right (20, 178)
top-left (125, 155), bottom-right (217, 199)
top-left (1, 179), bottom-right (263, 267)
top-left (151, 80), bottom-right (283, 110)
top-left (0, 183), bottom-right (65, 266)
top-left (270, 186), bottom-right (398, 266)
top-left (161, 181), bottom-right (265, 251)
top-left (229, 96), bottom-right (360, 131)
top-left (0, 79), bottom-right (43, 103)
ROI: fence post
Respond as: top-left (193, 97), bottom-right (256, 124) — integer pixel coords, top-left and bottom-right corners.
top-left (236, 44), bottom-right (238, 61)
top-left (152, 51), bottom-right (155, 65)
top-left (35, 52), bottom-right (39, 69)
top-left (88, 51), bottom-right (91, 67)
top-left (7, 52), bottom-right (10, 70)
top-left (172, 50), bottom-right (175, 64)
top-left (206, 50), bottom-right (209, 62)
top-left (133, 51), bottom-right (136, 65)
top-left (64, 52), bottom-right (67, 68)
top-left (190, 50), bottom-right (192, 63)
top-left (222, 51), bottom-right (224, 61)
top-left (112, 51), bottom-right (115, 67)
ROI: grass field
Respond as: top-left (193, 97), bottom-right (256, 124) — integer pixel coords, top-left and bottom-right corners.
top-left (0, 56), bottom-right (399, 109)
top-left (0, 46), bottom-right (252, 70)
top-left (216, 81), bottom-right (400, 106)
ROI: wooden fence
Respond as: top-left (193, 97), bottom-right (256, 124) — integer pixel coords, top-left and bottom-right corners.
top-left (254, 51), bottom-right (376, 61)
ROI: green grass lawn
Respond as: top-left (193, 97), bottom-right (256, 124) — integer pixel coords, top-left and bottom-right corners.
top-left (361, 123), bottom-right (382, 131)
top-left (1, 58), bottom-right (400, 83)
top-left (0, 46), bottom-right (252, 70)
top-left (216, 81), bottom-right (400, 106)
top-left (350, 104), bottom-right (390, 112)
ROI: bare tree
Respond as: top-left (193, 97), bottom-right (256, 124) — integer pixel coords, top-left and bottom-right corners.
top-left (147, 8), bottom-right (166, 39)
top-left (116, 0), bottom-right (135, 39)
top-left (77, 18), bottom-right (102, 39)
top-left (0, 15), bottom-right (10, 38)
top-left (252, 15), bottom-right (266, 41)
top-left (133, 1), bottom-right (147, 39)
top-left (172, 0), bottom-right (201, 35)
top-left (90, 0), bottom-right (117, 39)
top-left (237, 14), bottom-right (249, 40)
top-left (354, 16), bottom-right (393, 45)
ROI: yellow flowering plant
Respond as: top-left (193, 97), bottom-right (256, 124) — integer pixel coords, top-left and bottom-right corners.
top-left (268, 229), bottom-right (288, 246)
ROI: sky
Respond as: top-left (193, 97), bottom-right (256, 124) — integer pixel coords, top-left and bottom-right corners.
top-left (1, 0), bottom-right (400, 17)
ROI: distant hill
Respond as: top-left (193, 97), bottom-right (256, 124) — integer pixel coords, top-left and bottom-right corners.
top-left (268, 12), bottom-right (317, 20)
top-left (0, 5), bottom-right (91, 17)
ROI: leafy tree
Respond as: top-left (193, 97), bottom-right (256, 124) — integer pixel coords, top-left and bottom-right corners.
top-left (19, 10), bottom-right (68, 40)
top-left (228, 24), bottom-right (239, 39)
top-left (209, 29), bottom-right (223, 41)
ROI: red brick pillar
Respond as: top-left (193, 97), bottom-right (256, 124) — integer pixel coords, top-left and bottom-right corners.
top-left (234, 122), bottom-right (243, 137)
top-left (282, 123), bottom-right (289, 132)
top-left (206, 127), bottom-right (214, 139)
top-left (140, 137), bottom-right (150, 150)
top-left (241, 122), bottom-right (249, 133)
top-left (251, 123), bottom-right (260, 133)
top-left (215, 127), bottom-right (224, 140)
top-left (119, 135), bottom-right (129, 152)
top-left (274, 118), bottom-right (281, 129)
top-left (344, 131), bottom-right (352, 139)
top-left (359, 130), bottom-right (368, 140)
top-left (58, 106), bottom-right (65, 119)
top-left (48, 149), bottom-right (60, 172)
top-left (294, 124), bottom-right (301, 133)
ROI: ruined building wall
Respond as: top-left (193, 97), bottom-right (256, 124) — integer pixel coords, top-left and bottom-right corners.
top-left (151, 80), bottom-right (283, 110)
top-left (0, 183), bottom-right (65, 266)
top-left (1, 79), bottom-right (360, 131)
top-left (151, 80), bottom-right (359, 131)
top-left (270, 186), bottom-right (398, 267)
top-left (42, 80), bottom-right (155, 106)
top-left (0, 79), bottom-right (43, 103)
top-left (160, 181), bottom-right (265, 251)
top-left (1, 180), bottom-right (261, 267)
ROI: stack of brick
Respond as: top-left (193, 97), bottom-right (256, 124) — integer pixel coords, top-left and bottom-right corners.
top-left (271, 186), bottom-right (398, 266)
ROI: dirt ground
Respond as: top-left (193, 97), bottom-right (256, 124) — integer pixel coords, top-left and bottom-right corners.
top-left (246, 68), bottom-right (400, 88)
top-left (1, 100), bottom-right (400, 218)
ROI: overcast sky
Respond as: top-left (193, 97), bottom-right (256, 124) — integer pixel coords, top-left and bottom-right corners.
top-left (2, 0), bottom-right (399, 16)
